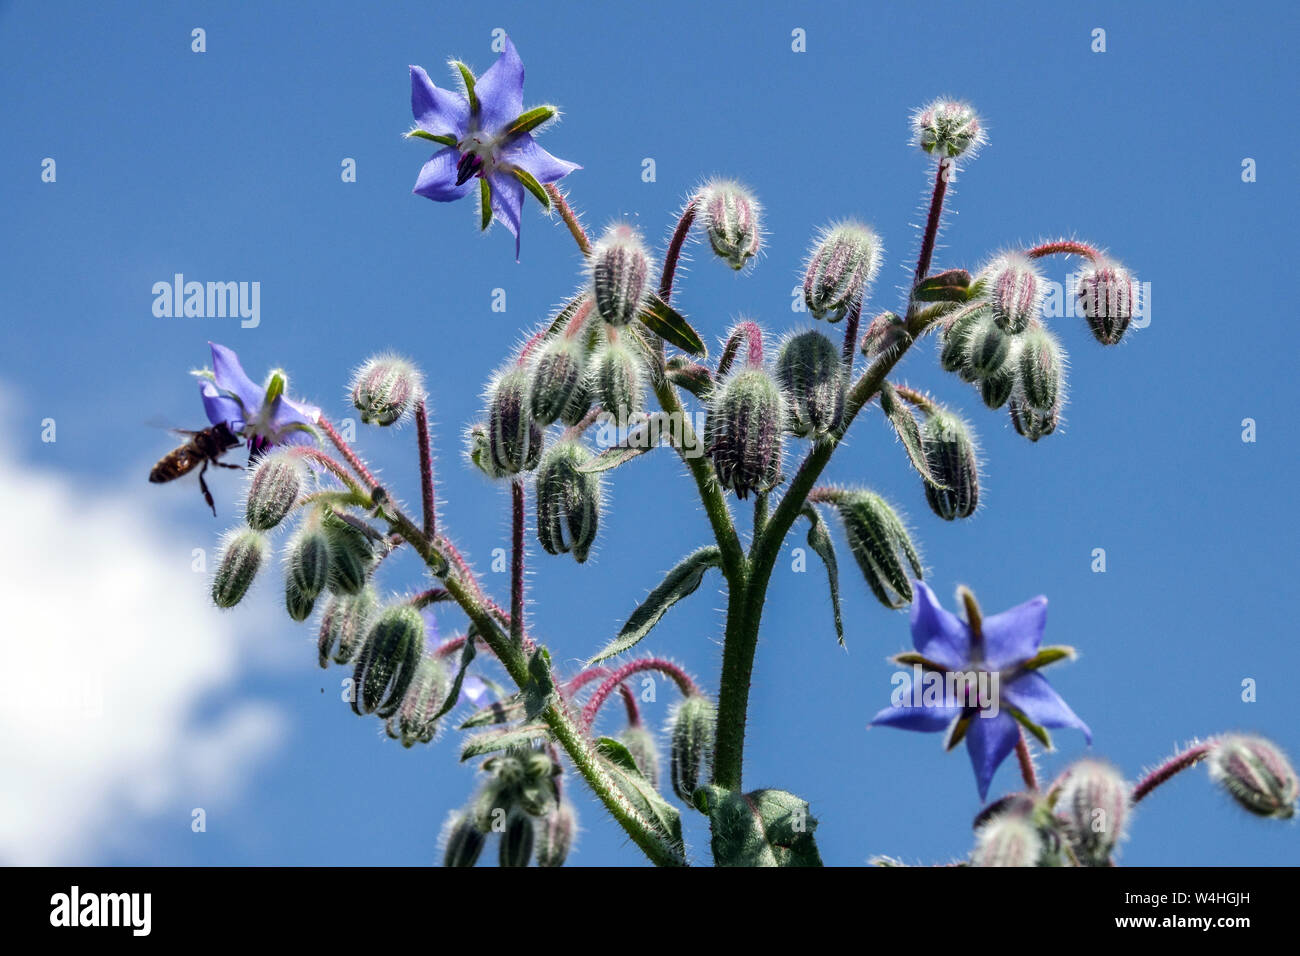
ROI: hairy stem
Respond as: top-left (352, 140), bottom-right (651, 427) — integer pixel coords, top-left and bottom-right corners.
top-left (659, 196), bottom-right (699, 303)
top-left (545, 183), bottom-right (591, 256)
top-left (1015, 730), bottom-right (1040, 791)
top-left (913, 158), bottom-right (951, 286)
top-left (1025, 239), bottom-right (1101, 262)
top-left (415, 398), bottom-right (437, 542)
top-left (581, 658), bottom-right (699, 731)
top-left (1132, 741), bottom-right (1214, 804)
top-left (511, 480), bottom-right (526, 647)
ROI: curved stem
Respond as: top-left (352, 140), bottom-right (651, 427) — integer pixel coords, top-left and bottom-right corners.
top-left (1025, 239), bottom-right (1101, 262)
top-left (581, 658), bottom-right (700, 731)
top-left (659, 196), bottom-right (699, 303)
top-left (1132, 741), bottom-right (1214, 804)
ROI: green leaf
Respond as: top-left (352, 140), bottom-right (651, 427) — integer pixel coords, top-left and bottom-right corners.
top-left (430, 626), bottom-right (478, 722)
top-left (458, 692), bottom-right (527, 729)
top-left (1020, 645), bottom-right (1076, 671)
top-left (801, 505), bottom-right (844, 647)
top-left (512, 166), bottom-right (550, 209)
top-left (913, 268), bottom-right (972, 302)
top-left (945, 712), bottom-right (973, 751)
top-left (1007, 706), bottom-right (1053, 749)
top-left (596, 738), bottom-right (684, 852)
top-left (879, 382), bottom-right (945, 489)
top-left (503, 105), bottom-right (557, 139)
top-left (889, 651), bottom-right (949, 672)
top-left (452, 60), bottom-right (479, 114)
top-left (522, 646), bottom-right (556, 722)
top-left (460, 724), bottom-right (550, 760)
top-left (577, 413), bottom-right (671, 473)
top-left (586, 547), bottom-right (722, 665)
top-left (707, 789), bottom-right (823, 867)
top-left (406, 128), bottom-right (458, 148)
top-left (542, 295), bottom-right (588, 340)
top-left (478, 178), bottom-right (492, 231)
top-left (638, 293), bottom-right (706, 357)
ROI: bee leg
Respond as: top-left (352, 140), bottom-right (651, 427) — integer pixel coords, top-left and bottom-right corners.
top-left (198, 461), bottom-right (217, 516)
top-left (214, 461), bottom-right (242, 470)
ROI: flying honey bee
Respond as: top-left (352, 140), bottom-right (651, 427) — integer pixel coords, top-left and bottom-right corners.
top-left (149, 423), bottom-right (243, 515)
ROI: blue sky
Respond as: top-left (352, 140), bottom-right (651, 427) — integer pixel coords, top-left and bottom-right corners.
top-left (1, 0), bottom-right (1297, 865)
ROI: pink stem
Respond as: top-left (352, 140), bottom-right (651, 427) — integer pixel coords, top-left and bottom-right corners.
top-left (286, 446), bottom-right (360, 491)
top-left (415, 398), bottom-right (437, 542)
top-left (912, 158), bottom-right (951, 287)
top-left (1015, 730), bottom-right (1040, 792)
top-left (545, 183), bottom-right (592, 257)
top-left (717, 320), bottom-right (763, 377)
top-left (1132, 741), bottom-right (1215, 804)
top-left (659, 196), bottom-right (699, 304)
top-left (581, 658), bottom-right (700, 731)
top-left (510, 481), bottom-right (526, 646)
top-left (317, 416), bottom-right (380, 489)
top-left (1025, 239), bottom-right (1102, 262)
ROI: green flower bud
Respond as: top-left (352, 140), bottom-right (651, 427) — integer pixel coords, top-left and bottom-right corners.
top-left (591, 224), bottom-right (651, 326)
top-left (499, 810), bottom-right (536, 867)
top-left (530, 335), bottom-right (586, 425)
top-left (287, 522), bottom-right (331, 600)
top-left (705, 368), bottom-right (785, 499)
top-left (558, 376), bottom-right (594, 427)
top-left (939, 307), bottom-right (986, 374)
top-left (591, 337), bottom-right (644, 426)
top-left (913, 99), bottom-right (985, 159)
top-left (442, 812), bottom-right (486, 868)
top-left (1017, 327), bottom-right (1065, 412)
top-left (803, 221), bottom-right (880, 321)
top-left (861, 311), bottom-right (911, 360)
top-left (212, 527), bottom-right (269, 608)
top-left (318, 586), bottom-right (378, 668)
top-left (535, 802), bottom-right (576, 868)
top-left (244, 451), bottom-right (302, 531)
top-left (985, 253), bottom-right (1044, 334)
top-left (669, 695), bottom-right (716, 802)
top-left (1077, 261), bottom-right (1136, 345)
top-left (386, 651), bottom-right (448, 747)
top-left (351, 605), bottom-right (424, 717)
top-left (922, 410), bottom-right (979, 520)
top-left (1054, 759), bottom-right (1130, 866)
top-left (350, 354), bottom-right (424, 426)
top-left (1008, 396), bottom-right (1059, 443)
top-left (322, 511), bottom-right (374, 595)
top-left (285, 580), bottom-right (315, 622)
top-left (774, 330), bottom-right (843, 438)
top-left (971, 813), bottom-right (1044, 867)
top-left (833, 491), bottom-right (924, 608)
top-left (965, 313), bottom-right (1011, 379)
top-left (699, 180), bottom-right (761, 270)
top-left (487, 367), bottom-right (543, 476)
top-left (619, 724), bottom-right (661, 790)
top-left (465, 422), bottom-right (502, 479)
top-left (535, 441), bottom-right (602, 563)
top-left (1210, 735), bottom-right (1298, 819)
top-left (979, 364), bottom-right (1016, 410)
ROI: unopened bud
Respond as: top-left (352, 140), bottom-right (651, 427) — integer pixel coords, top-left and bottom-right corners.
top-left (351, 604), bottom-right (424, 717)
top-left (1055, 759), bottom-right (1130, 865)
top-left (619, 724), bottom-right (661, 790)
top-left (913, 99), bottom-right (985, 159)
top-left (861, 311), bottom-right (911, 360)
top-left (985, 253), bottom-right (1044, 334)
top-left (535, 441), bottom-right (602, 563)
top-left (499, 810), bottom-right (536, 867)
top-left (1017, 327), bottom-right (1065, 413)
top-left (530, 335), bottom-right (586, 425)
top-left (1008, 396), bottom-right (1059, 443)
top-left (1076, 261), bottom-right (1136, 345)
top-left (591, 337), bottom-right (644, 426)
top-left (487, 367), bottom-right (542, 476)
top-left (971, 813), bottom-right (1043, 867)
top-left (442, 812), bottom-right (486, 868)
top-left (803, 222), bottom-right (881, 322)
top-left (775, 330), bottom-right (843, 438)
top-left (939, 307), bottom-right (985, 374)
top-left (288, 522), bottom-right (331, 600)
top-left (698, 180), bottom-right (761, 270)
top-left (1210, 735), bottom-right (1298, 819)
top-left (318, 586), bottom-right (378, 667)
top-left (833, 491), bottom-right (924, 608)
top-left (559, 376), bottom-right (595, 427)
top-left (322, 510), bottom-right (374, 595)
top-left (591, 224), bottom-right (651, 326)
top-left (964, 314), bottom-right (1011, 379)
top-left (350, 354), bottom-right (423, 426)
top-left (669, 695), bottom-right (716, 802)
top-left (245, 451), bottom-right (302, 531)
top-left (386, 651), bottom-right (448, 747)
top-left (979, 365), bottom-right (1016, 410)
top-left (922, 410), bottom-right (979, 520)
top-left (705, 368), bottom-right (785, 499)
top-left (212, 527), bottom-right (268, 608)
top-left (535, 802), bottom-right (576, 868)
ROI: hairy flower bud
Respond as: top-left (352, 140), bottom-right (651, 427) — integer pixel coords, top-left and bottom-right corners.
top-left (350, 354), bottom-right (423, 426)
top-left (775, 330), bottom-right (843, 438)
top-left (386, 651), bottom-right (448, 747)
top-left (1009, 396), bottom-right (1059, 443)
top-left (322, 510), bottom-right (374, 595)
top-left (530, 335), bottom-right (586, 425)
top-left (245, 451), bottom-right (302, 531)
top-left (803, 222), bottom-right (881, 321)
top-left (985, 253), bottom-right (1044, 334)
top-left (1210, 735), bottom-right (1298, 819)
top-left (670, 695), bottom-right (715, 802)
top-left (913, 99), bottom-right (985, 159)
top-left (535, 802), bottom-right (576, 868)
top-left (487, 367), bottom-right (542, 476)
top-left (922, 410), bottom-right (979, 520)
top-left (833, 491), bottom-right (924, 608)
top-left (499, 810), bottom-right (536, 867)
top-left (212, 527), bottom-right (268, 608)
top-left (442, 812), bottom-right (486, 868)
top-left (288, 522), bottom-right (331, 600)
top-left (559, 376), bottom-right (594, 427)
top-left (979, 365), bottom-right (1016, 410)
top-left (1076, 261), bottom-right (1136, 345)
top-left (318, 586), bottom-right (378, 667)
top-left (971, 813), bottom-right (1043, 867)
top-left (699, 180), bottom-right (761, 269)
top-left (706, 368), bottom-right (785, 499)
top-left (591, 336), bottom-right (644, 425)
top-left (591, 224), bottom-right (650, 326)
top-left (1017, 327), bottom-right (1065, 412)
top-left (964, 313), bottom-right (1011, 379)
top-left (861, 311), bottom-right (912, 360)
top-left (619, 724), bottom-right (661, 790)
top-left (1054, 759), bottom-right (1130, 865)
top-left (351, 605), bottom-right (424, 717)
top-left (535, 441), bottom-right (602, 563)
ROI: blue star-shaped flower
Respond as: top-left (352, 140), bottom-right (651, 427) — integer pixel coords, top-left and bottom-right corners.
top-left (408, 37), bottom-right (580, 257)
top-left (871, 581), bottom-right (1091, 800)
top-left (195, 342), bottom-right (320, 455)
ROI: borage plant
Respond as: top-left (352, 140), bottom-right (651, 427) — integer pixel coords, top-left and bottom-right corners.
top-left (185, 37), bottom-right (1297, 867)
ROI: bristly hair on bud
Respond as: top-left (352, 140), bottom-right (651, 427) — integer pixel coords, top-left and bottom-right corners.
top-left (669, 695), bottom-right (716, 803)
top-left (698, 179), bottom-right (762, 270)
top-left (1016, 325), bottom-right (1067, 414)
top-left (590, 223), bottom-right (652, 326)
top-left (349, 353), bottom-right (424, 426)
top-left (983, 252), bottom-right (1044, 334)
top-left (921, 409), bottom-right (980, 521)
top-left (802, 221), bottom-right (881, 322)
top-left (244, 450), bottom-right (303, 531)
top-left (535, 802), bottom-right (576, 867)
top-left (386, 650), bottom-right (449, 747)
top-left (440, 810), bottom-right (487, 868)
top-left (912, 98), bottom-right (986, 159)
top-left (1209, 734), bottom-right (1298, 819)
top-left (1009, 394), bottom-right (1061, 443)
top-left (705, 366), bottom-right (786, 499)
top-left (970, 811), bottom-right (1043, 867)
top-left (590, 333), bottom-right (645, 427)
top-left (618, 724), bottom-right (661, 790)
top-left (1076, 260), bottom-right (1137, 346)
top-left (212, 526), bottom-right (269, 608)
top-left (485, 365), bottom-right (543, 476)
top-left (1053, 759), bottom-right (1131, 866)
top-left (534, 440), bottom-right (602, 563)
top-left (351, 604), bottom-right (425, 717)
top-left (317, 586), bottom-right (379, 668)
top-left (529, 334), bottom-right (587, 426)
top-left (774, 329), bottom-right (843, 438)
top-left (829, 489), bottom-right (924, 608)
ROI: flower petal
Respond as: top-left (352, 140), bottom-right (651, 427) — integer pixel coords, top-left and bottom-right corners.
top-left (909, 580), bottom-right (972, 670)
top-left (413, 147), bottom-right (473, 202)
top-left (981, 595), bottom-right (1048, 670)
top-left (500, 133), bottom-right (580, 184)
top-left (208, 342), bottom-right (262, 414)
top-left (488, 172), bottom-right (524, 258)
top-left (870, 700), bottom-right (961, 733)
top-left (473, 37), bottom-right (525, 133)
top-left (199, 379), bottom-right (245, 431)
top-left (265, 394), bottom-right (320, 446)
top-left (410, 65), bottom-right (469, 138)
top-left (965, 709), bottom-right (1020, 800)
top-left (1002, 672), bottom-right (1092, 743)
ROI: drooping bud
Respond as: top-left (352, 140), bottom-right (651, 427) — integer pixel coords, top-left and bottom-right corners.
top-left (516, 750), bottom-right (561, 817)
top-left (832, 491), bottom-right (924, 608)
top-left (939, 307), bottom-right (985, 374)
top-left (442, 812), bottom-right (486, 868)
top-left (802, 222), bottom-right (881, 322)
top-left (559, 376), bottom-right (594, 427)
top-left (979, 365), bottom-right (1016, 410)
top-left (350, 354), bottom-right (424, 426)
top-left (913, 99), bottom-right (986, 159)
top-left (1209, 735), bottom-right (1298, 819)
top-left (985, 253), bottom-right (1044, 334)
top-left (529, 335), bottom-right (586, 425)
top-left (535, 802), bottom-right (576, 867)
top-left (1054, 759), bottom-right (1130, 866)
top-left (386, 651), bottom-right (448, 747)
top-left (318, 586), bottom-right (378, 667)
top-left (861, 311), bottom-right (912, 360)
top-left (1008, 396), bottom-right (1059, 443)
top-left (591, 224), bottom-right (651, 326)
top-left (1076, 261), bottom-right (1136, 345)
top-left (351, 604), bottom-right (424, 717)
top-left (212, 527), bottom-right (269, 608)
top-left (1017, 327), bottom-right (1065, 412)
top-left (499, 810), bottom-right (536, 867)
top-left (706, 368), bottom-right (785, 499)
top-left (669, 695), bottom-right (716, 802)
top-left (971, 813), bottom-right (1043, 867)
top-left (244, 451), bottom-right (302, 531)
top-left (619, 724), bottom-right (661, 790)
top-left (922, 410), bottom-right (979, 520)
top-left (698, 180), bottom-right (761, 270)
top-left (591, 336), bottom-right (644, 426)
top-left (322, 510), bottom-right (374, 595)
top-left (535, 441), bottom-right (602, 563)
top-left (487, 367), bottom-right (542, 476)
top-left (287, 521), bottom-right (331, 600)
top-left (775, 330), bottom-right (843, 438)
top-left (285, 580), bottom-right (315, 622)
top-left (964, 313), bottom-right (1011, 379)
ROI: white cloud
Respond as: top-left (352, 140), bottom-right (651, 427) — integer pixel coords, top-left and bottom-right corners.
top-left (0, 415), bottom-right (289, 864)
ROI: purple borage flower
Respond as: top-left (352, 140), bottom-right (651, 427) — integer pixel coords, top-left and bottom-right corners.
top-left (407, 37), bottom-right (579, 258)
top-left (871, 581), bottom-right (1091, 801)
top-left (195, 342), bottom-right (320, 456)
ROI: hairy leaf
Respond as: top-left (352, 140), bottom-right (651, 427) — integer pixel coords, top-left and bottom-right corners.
top-left (801, 504), bottom-right (844, 646)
